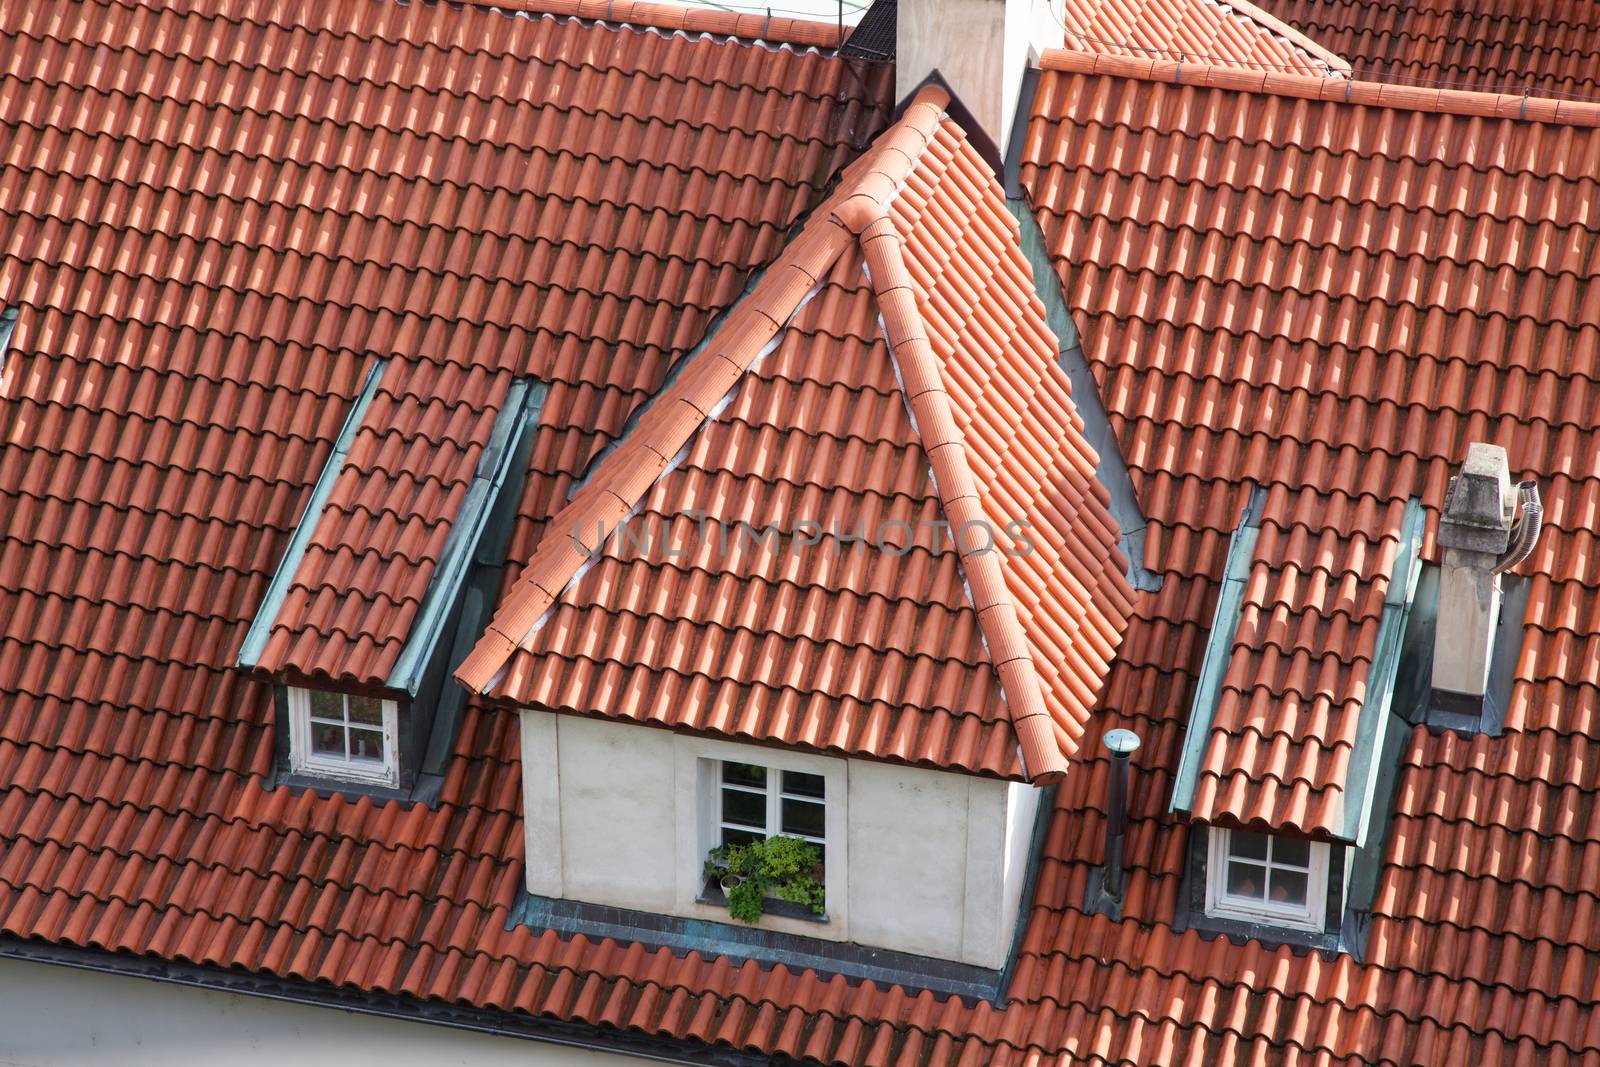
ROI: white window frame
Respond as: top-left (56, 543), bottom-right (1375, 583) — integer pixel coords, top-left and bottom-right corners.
top-left (672, 736), bottom-right (847, 936)
top-left (714, 759), bottom-right (828, 857)
top-left (1204, 827), bottom-right (1328, 932)
top-left (286, 687), bottom-right (400, 788)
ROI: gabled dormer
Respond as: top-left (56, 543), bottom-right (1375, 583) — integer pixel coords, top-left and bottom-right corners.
top-left (238, 358), bottom-right (545, 801)
top-left (449, 90), bottom-right (1136, 996)
top-left (1169, 445), bottom-right (1541, 954)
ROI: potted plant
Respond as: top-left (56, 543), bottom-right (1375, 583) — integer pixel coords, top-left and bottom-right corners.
top-left (702, 837), bottom-right (825, 925)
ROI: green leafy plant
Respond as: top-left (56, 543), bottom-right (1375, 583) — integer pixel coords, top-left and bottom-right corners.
top-left (703, 837), bottom-right (825, 924)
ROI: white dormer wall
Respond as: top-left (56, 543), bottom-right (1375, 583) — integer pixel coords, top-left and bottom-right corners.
top-left (519, 710), bottom-right (1044, 969)
top-left (896, 0), bottom-right (1058, 149)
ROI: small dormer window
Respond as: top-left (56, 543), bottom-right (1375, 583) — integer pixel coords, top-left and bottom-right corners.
top-left (1204, 828), bottom-right (1328, 932)
top-left (287, 688), bottom-right (399, 787)
top-left (717, 761), bottom-right (828, 853)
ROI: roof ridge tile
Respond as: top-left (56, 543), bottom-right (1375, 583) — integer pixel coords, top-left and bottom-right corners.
top-left (1038, 46), bottom-right (1600, 126)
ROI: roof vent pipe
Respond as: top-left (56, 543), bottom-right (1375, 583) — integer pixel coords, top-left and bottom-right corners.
top-left (1493, 482), bottom-right (1542, 575)
top-left (1100, 729), bottom-right (1141, 903)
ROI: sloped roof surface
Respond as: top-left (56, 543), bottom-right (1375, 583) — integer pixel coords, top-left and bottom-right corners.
top-left (457, 92), bottom-right (1134, 781)
top-left (1268, 0), bottom-right (1600, 96)
top-left (249, 358), bottom-right (519, 687)
top-left (1014, 48), bottom-right (1600, 1059)
top-left (6, 0), bottom-right (1600, 1065)
top-left (1193, 490), bottom-right (1410, 834)
top-left (1058, 0), bottom-right (1350, 75)
top-left (0, 0), bottom-right (890, 699)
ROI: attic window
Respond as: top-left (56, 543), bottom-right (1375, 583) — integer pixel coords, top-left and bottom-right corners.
top-left (1204, 828), bottom-right (1328, 932)
top-left (287, 687), bottom-right (399, 787)
top-left (718, 761), bottom-right (828, 856)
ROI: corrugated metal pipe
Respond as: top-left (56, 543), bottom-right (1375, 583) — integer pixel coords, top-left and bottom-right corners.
top-left (1493, 481), bottom-right (1543, 575)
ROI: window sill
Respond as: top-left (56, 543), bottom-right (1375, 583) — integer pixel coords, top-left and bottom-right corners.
top-left (697, 882), bottom-right (828, 925)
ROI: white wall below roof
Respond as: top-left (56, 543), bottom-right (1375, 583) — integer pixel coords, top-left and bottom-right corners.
top-left (0, 956), bottom-right (649, 1067)
top-left (519, 710), bottom-right (1043, 969)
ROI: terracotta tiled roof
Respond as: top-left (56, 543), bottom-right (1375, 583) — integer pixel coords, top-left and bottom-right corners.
top-left (247, 359), bottom-right (520, 687)
top-left (1058, 0), bottom-right (1351, 76)
top-left (1012, 48), bottom-right (1600, 1059)
top-left (7, 0), bottom-right (1600, 1062)
top-left (1267, 0), bottom-right (1600, 97)
top-left (457, 90), bottom-right (1135, 781)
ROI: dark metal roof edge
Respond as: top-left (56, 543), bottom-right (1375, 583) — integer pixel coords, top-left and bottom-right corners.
top-left (236, 359), bottom-right (388, 671)
top-left (510, 891), bottom-right (1008, 1005)
top-left (0, 936), bottom-right (794, 1067)
top-left (1170, 484), bottom-right (1267, 813)
top-left (388, 379), bottom-right (549, 694)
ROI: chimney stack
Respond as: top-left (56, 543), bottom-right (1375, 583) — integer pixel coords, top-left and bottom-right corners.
top-left (1432, 443), bottom-right (1517, 707)
top-left (895, 0), bottom-right (1055, 150)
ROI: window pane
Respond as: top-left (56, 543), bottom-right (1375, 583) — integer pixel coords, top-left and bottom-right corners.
top-left (1270, 868), bottom-right (1309, 906)
top-left (781, 770), bottom-right (825, 799)
top-left (1228, 830), bottom-right (1269, 861)
top-left (781, 798), bottom-right (825, 839)
top-left (310, 690), bottom-right (344, 720)
top-left (347, 696), bottom-right (383, 726)
top-left (310, 720), bottom-right (345, 757)
top-left (722, 762), bottom-right (766, 789)
top-left (721, 826), bottom-right (762, 848)
top-left (348, 727), bottom-right (385, 763)
top-left (721, 787), bottom-right (766, 829)
top-left (1226, 860), bottom-right (1267, 899)
top-left (1272, 837), bottom-right (1311, 868)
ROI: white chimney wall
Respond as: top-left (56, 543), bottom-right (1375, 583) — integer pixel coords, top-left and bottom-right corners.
top-left (896, 0), bottom-right (1054, 149)
top-left (1432, 442), bottom-right (1515, 699)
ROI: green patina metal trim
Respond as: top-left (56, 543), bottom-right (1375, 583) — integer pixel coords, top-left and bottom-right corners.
top-left (386, 379), bottom-right (548, 696)
top-left (1339, 498), bottom-right (1425, 845)
top-left (1170, 484), bottom-right (1266, 813)
top-left (236, 359), bottom-right (387, 670)
top-left (0, 307), bottom-right (17, 378)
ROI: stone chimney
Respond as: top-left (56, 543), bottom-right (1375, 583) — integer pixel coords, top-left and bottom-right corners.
top-left (1432, 443), bottom-right (1515, 704)
top-left (896, 0), bottom-right (1054, 150)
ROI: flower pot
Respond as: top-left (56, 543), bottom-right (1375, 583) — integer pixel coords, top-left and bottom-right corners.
top-left (719, 874), bottom-right (746, 892)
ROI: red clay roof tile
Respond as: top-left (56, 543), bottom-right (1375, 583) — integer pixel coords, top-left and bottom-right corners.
top-left (1059, 0), bottom-right (1351, 76)
top-left (1266, 0), bottom-right (1600, 97)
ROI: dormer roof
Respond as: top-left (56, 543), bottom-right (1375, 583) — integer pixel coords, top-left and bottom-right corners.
top-left (456, 89), bottom-right (1135, 781)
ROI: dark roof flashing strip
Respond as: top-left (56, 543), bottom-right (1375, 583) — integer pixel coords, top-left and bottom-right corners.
top-left (388, 379), bottom-right (549, 695)
top-left (1339, 498), bottom-right (1425, 844)
top-left (237, 359), bottom-right (387, 671)
top-left (1170, 483), bottom-right (1266, 813)
top-left (509, 891), bottom-right (1009, 1005)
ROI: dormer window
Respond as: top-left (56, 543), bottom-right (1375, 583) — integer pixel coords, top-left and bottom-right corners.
top-left (287, 688), bottom-right (399, 788)
top-left (1204, 828), bottom-right (1328, 932)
